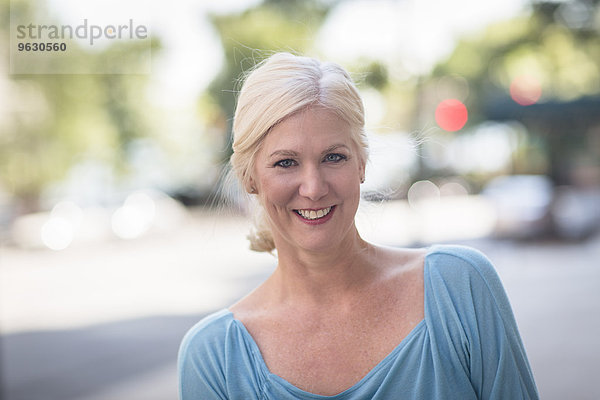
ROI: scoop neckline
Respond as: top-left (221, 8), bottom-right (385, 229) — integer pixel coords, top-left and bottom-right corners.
top-left (223, 246), bottom-right (438, 398)
top-left (229, 314), bottom-right (426, 399)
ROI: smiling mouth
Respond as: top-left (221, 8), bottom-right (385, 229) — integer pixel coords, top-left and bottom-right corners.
top-left (294, 206), bottom-right (333, 220)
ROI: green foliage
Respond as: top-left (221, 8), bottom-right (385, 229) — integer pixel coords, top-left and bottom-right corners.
top-left (428, 0), bottom-right (600, 182)
top-left (433, 1), bottom-right (600, 111)
top-left (0, 0), bottom-right (161, 210)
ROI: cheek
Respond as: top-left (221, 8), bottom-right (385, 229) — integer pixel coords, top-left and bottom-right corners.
top-left (325, 171), bottom-right (361, 204)
top-left (329, 163), bottom-right (361, 188)
top-left (344, 177), bottom-right (362, 198)
top-left (259, 173), bottom-right (297, 208)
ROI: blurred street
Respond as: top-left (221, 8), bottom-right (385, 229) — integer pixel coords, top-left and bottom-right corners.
top-left (1, 206), bottom-right (599, 400)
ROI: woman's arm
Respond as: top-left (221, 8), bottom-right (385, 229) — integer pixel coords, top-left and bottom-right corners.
top-left (426, 245), bottom-right (539, 400)
top-left (178, 313), bottom-right (229, 400)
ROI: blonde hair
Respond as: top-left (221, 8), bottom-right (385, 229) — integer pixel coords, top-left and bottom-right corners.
top-left (230, 52), bottom-right (368, 253)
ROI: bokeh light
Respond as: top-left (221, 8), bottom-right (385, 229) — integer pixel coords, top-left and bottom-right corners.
top-left (111, 192), bottom-right (156, 239)
top-left (407, 180), bottom-right (441, 207)
top-left (439, 181), bottom-right (469, 197)
top-left (41, 217), bottom-right (74, 251)
top-left (435, 98), bottom-right (468, 131)
top-left (510, 75), bottom-right (542, 106)
top-left (40, 201), bottom-right (83, 250)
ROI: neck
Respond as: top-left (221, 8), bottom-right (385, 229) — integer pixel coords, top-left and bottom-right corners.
top-left (269, 229), bottom-right (379, 307)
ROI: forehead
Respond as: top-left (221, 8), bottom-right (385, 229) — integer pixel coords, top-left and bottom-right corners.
top-left (261, 107), bottom-right (353, 152)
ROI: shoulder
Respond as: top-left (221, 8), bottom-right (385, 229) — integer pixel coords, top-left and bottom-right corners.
top-left (424, 244), bottom-right (511, 315)
top-left (425, 244), bottom-right (500, 286)
top-left (178, 310), bottom-right (239, 398)
top-left (424, 244), bottom-right (514, 322)
top-left (179, 309), bottom-right (233, 361)
top-left (426, 244), bottom-right (493, 269)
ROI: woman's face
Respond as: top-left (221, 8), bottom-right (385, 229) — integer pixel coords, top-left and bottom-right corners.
top-left (251, 107), bottom-right (365, 254)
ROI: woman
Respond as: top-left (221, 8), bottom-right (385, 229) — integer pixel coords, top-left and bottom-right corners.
top-left (178, 52), bottom-right (539, 399)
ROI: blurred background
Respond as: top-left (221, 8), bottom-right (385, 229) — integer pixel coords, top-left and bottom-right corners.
top-left (1, 0), bottom-right (600, 399)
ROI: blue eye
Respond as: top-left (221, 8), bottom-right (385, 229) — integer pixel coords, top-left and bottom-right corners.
top-left (324, 153), bottom-right (346, 162)
top-left (274, 159), bottom-right (296, 168)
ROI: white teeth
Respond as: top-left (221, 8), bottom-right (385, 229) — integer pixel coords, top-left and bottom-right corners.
top-left (296, 207), bottom-right (332, 220)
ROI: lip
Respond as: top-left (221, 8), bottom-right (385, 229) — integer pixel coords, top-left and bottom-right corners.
top-left (293, 205), bottom-right (336, 225)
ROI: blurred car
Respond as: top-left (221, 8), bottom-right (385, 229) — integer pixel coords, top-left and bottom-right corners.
top-left (551, 186), bottom-right (600, 240)
top-left (483, 175), bottom-right (600, 240)
top-left (482, 175), bottom-right (554, 239)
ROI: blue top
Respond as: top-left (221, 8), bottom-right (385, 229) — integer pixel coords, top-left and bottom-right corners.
top-left (178, 245), bottom-right (539, 399)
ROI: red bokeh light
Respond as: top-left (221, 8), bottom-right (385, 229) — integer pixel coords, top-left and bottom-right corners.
top-left (510, 75), bottom-right (542, 106)
top-left (435, 99), bottom-right (468, 132)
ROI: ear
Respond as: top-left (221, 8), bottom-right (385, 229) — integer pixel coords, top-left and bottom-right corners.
top-left (246, 176), bottom-right (258, 194)
top-left (359, 160), bottom-right (366, 184)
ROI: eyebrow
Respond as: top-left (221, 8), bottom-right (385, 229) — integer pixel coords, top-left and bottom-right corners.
top-left (268, 144), bottom-right (350, 159)
top-left (268, 150), bottom-right (298, 159)
top-left (322, 144), bottom-right (350, 155)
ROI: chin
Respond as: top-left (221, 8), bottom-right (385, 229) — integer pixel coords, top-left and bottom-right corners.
top-left (289, 225), bottom-right (355, 254)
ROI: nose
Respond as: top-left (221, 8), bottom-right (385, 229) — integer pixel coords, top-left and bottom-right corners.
top-left (298, 166), bottom-right (329, 201)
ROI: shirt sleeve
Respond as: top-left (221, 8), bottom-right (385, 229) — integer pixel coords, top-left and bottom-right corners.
top-left (426, 245), bottom-right (539, 400)
top-left (178, 312), bottom-right (230, 400)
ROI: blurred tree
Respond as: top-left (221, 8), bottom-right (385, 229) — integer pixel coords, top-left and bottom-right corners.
top-left (359, 60), bottom-right (389, 91)
top-left (0, 0), bottom-right (160, 213)
top-left (422, 0), bottom-right (600, 184)
top-left (431, 0), bottom-right (600, 125)
top-left (206, 0), bottom-right (335, 163)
